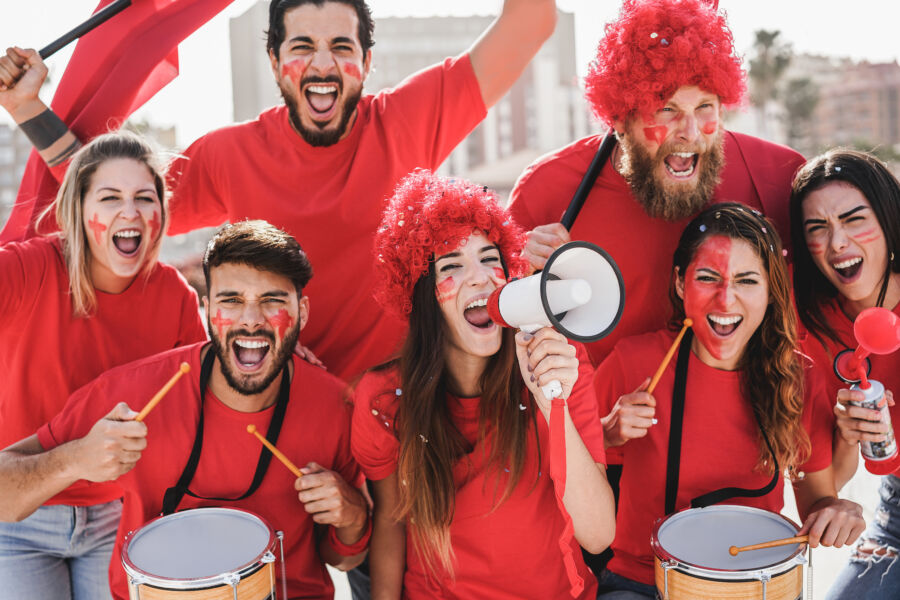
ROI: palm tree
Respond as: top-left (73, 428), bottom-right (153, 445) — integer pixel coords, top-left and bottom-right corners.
top-left (748, 30), bottom-right (792, 139)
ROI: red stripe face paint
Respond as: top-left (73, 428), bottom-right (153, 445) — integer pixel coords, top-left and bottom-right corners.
top-left (281, 59), bottom-right (309, 85)
top-left (807, 241), bottom-right (826, 256)
top-left (268, 309), bottom-right (295, 341)
top-left (210, 309), bottom-right (233, 339)
top-left (342, 62), bottom-right (362, 80)
top-left (87, 213), bottom-right (107, 246)
top-left (683, 235), bottom-right (732, 359)
top-left (436, 276), bottom-right (457, 304)
top-left (643, 125), bottom-right (669, 146)
top-left (148, 211), bottom-right (161, 241)
top-left (701, 120), bottom-right (718, 135)
top-left (855, 228), bottom-right (883, 245)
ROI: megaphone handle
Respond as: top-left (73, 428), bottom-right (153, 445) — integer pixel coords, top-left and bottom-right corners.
top-left (519, 324), bottom-right (563, 400)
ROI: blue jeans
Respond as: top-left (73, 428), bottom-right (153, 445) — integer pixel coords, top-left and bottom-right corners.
top-left (0, 501), bottom-right (121, 600)
top-left (827, 475), bottom-right (900, 600)
top-left (596, 568), bottom-right (657, 599)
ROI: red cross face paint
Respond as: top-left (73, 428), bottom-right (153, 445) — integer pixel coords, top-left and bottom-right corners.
top-left (268, 309), bottom-right (295, 341)
top-left (210, 309), bottom-right (234, 339)
top-left (802, 181), bottom-right (897, 309)
top-left (281, 58), bottom-right (309, 86)
top-left (680, 235), bottom-right (769, 370)
top-left (642, 125), bottom-right (669, 147)
top-left (148, 211), bottom-right (161, 241)
top-left (87, 213), bottom-right (107, 245)
top-left (701, 120), bottom-right (719, 135)
top-left (342, 62), bottom-right (362, 80)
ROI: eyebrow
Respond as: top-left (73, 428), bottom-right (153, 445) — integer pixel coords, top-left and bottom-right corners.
top-left (803, 205), bottom-right (868, 226)
top-left (435, 245), bottom-right (498, 262)
top-left (215, 290), bottom-right (290, 298)
top-left (96, 186), bottom-right (157, 195)
top-left (288, 35), bottom-right (357, 46)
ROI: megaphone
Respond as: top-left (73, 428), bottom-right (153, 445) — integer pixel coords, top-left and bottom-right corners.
top-left (487, 241), bottom-right (625, 398)
top-left (834, 307), bottom-right (900, 384)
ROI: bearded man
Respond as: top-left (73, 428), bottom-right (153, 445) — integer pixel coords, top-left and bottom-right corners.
top-left (509, 0), bottom-right (805, 368)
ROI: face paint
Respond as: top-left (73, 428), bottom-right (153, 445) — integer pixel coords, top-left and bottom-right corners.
top-left (683, 236), bottom-right (732, 359)
top-left (210, 309), bottom-right (233, 339)
top-left (268, 308), bottom-right (295, 341)
top-left (436, 276), bottom-right (457, 304)
top-left (807, 241), bottom-right (826, 256)
top-left (492, 267), bottom-right (507, 282)
top-left (855, 228), bottom-right (883, 245)
top-left (148, 211), bottom-right (161, 241)
top-left (281, 58), bottom-right (309, 85)
top-left (643, 125), bottom-right (669, 146)
top-left (701, 120), bottom-right (718, 135)
top-left (342, 62), bottom-right (362, 79)
top-left (87, 213), bottom-right (107, 245)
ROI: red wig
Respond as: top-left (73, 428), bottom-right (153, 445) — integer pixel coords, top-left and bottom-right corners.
top-left (584, 0), bottom-right (745, 126)
top-left (373, 170), bottom-right (528, 318)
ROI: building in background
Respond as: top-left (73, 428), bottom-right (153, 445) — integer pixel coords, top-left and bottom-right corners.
top-left (229, 4), bottom-right (597, 199)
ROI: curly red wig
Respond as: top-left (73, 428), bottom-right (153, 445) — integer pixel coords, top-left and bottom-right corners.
top-left (373, 170), bottom-right (528, 318)
top-left (584, 0), bottom-right (745, 126)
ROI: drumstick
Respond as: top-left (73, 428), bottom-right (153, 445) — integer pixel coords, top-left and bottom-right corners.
top-left (647, 319), bottom-right (693, 394)
top-left (134, 362), bottom-right (191, 422)
top-left (246, 424), bottom-right (303, 478)
top-left (728, 535), bottom-right (809, 556)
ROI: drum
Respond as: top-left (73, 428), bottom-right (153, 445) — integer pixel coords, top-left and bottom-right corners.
top-left (651, 505), bottom-right (806, 600)
top-left (122, 507), bottom-right (281, 599)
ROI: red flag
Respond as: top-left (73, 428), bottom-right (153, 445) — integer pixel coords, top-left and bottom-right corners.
top-left (1, 0), bottom-right (233, 243)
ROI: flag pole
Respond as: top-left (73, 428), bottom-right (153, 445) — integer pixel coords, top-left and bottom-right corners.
top-left (39, 0), bottom-right (133, 59)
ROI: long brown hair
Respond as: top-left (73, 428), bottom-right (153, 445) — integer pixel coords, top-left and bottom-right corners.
top-left (669, 202), bottom-right (809, 475)
top-left (391, 261), bottom-right (538, 579)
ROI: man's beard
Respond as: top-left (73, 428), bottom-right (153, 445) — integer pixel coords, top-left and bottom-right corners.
top-left (280, 78), bottom-right (362, 147)
top-left (208, 321), bottom-right (301, 396)
top-left (618, 130), bottom-right (725, 222)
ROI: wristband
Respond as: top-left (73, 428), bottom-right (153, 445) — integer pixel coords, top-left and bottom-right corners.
top-left (328, 512), bottom-right (372, 557)
top-left (18, 109), bottom-right (69, 150)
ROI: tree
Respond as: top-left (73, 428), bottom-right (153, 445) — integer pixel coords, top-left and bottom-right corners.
top-left (782, 78), bottom-right (820, 155)
top-left (748, 30), bottom-right (792, 139)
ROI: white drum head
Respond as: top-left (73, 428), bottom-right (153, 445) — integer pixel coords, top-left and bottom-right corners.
top-left (654, 505), bottom-right (802, 571)
top-left (123, 507), bottom-right (274, 580)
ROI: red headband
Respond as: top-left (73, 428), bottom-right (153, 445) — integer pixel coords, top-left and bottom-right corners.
top-left (373, 170), bottom-right (528, 318)
top-left (584, 0), bottom-right (745, 126)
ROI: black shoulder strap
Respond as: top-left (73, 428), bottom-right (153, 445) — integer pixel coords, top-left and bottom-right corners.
top-left (559, 130), bottom-right (617, 230)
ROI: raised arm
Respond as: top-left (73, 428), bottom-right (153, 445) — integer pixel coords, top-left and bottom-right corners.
top-left (0, 47), bottom-right (81, 168)
top-left (468, 0), bottom-right (557, 108)
top-left (0, 402), bottom-right (147, 522)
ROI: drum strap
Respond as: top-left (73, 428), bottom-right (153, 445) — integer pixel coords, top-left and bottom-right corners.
top-left (161, 346), bottom-right (291, 515)
top-left (664, 330), bottom-right (780, 515)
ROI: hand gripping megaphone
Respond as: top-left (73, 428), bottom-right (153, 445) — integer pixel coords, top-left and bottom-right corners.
top-left (487, 241), bottom-right (625, 398)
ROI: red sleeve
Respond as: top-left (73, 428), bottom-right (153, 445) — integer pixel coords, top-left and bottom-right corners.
top-left (37, 375), bottom-right (116, 451)
top-left (0, 240), bottom-right (37, 317)
top-left (333, 397), bottom-right (365, 489)
top-left (567, 343), bottom-right (605, 464)
top-left (371, 54), bottom-right (487, 170)
top-left (350, 373), bottom-right (400, 481)
top-left (166, 135), bottom-right (230, 235)
top-left (592, 345), bottom-right (631, 419)
top-left (799, 358), bottom-right (836, 474)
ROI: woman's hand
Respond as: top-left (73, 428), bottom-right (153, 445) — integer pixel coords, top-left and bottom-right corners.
top-left (834, 388), bottom-right (894, 445)
top-left (798, 496), bottom-right (865, 548)
top-left (514, 327), bottom-right (578, 414)
top-left (601, 377), bottom-right (657, 448)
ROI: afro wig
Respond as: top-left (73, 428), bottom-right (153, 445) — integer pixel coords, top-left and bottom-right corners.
top-left (585, 0), bottom-right (745, 126)
top-left (373, 170), bottom-right (529, 318)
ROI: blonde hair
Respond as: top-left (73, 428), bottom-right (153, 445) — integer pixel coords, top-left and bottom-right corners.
top-left (39, 130), bottom-right (169, 317)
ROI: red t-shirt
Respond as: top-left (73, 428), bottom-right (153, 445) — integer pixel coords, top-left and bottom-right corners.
top-left (37, 344), bottom-right (361, 600)
top-left (509, 131), bottom-right (805, 369)
top-left (351, 346), bottom-right (605, 599)
top-left (166, 55), bottom-right (487, 382)
top-left (800, 300), bottom-right (900, 475)
top-left (594, 330), bottom-right (833, 585)
top-left (0, 236), bottom-right (206, 506)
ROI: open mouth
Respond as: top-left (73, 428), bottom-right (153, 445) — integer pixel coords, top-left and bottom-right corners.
top-left (304, 84), bottom-right (339, 120)
top-left (112, 229), bottom-right (142, 257)
top-left (463, 297), bottom-right (494, 329)
top-left (707, 314), bottom-right (742, 337)
top-left (664, 152), bottom-right (698, 179)
top-left (232, 338), bottom-right (270, 371)
top-left (832, 256), bottom-right (863, 282)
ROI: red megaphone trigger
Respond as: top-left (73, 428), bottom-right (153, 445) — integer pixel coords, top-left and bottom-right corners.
top-left (487, 284), bottom-right (511, 329)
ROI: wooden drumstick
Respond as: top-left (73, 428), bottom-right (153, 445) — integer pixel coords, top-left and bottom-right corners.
top-left (728, 535), bottom-right (809, 556)
top-left (246, 424), bottom-right (303, 478)
top-left (647, 319), bottom-right (693, 394)
top-left (135, 362), bottom-right (191, 422)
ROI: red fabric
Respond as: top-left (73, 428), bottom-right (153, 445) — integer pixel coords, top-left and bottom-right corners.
top-left (593, 330), bottom-right (833, 585)
top-left (801, 301), bottom-right (900, 476)
top-left (509, 130), bottom-right (805, 370)
top-left (549, 396), bottom-right (582, 597)
top-left (166, 55), bottom-right (486, 381)
top-left (350, 344), bottom-right (604, 600)
top-left (0, 0), bottom-right (233, 243)
top-left (38, 344), bottom-right (360, 600)
top-left (0, 236), bottom-right (206, 505)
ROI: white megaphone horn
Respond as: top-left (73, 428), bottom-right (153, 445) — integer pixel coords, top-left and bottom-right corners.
top-left (487, 241), bottom-right (625, 399)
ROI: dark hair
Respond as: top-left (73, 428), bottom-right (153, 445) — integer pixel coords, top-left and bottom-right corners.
top-left (203, 220), bottom-right (313, 294)
top-left (669, 202), bottom-right (808, 475)
top-left (791, 149), bottom-right (900, 346)
top-left (266, 0), bottom-right (375, 56)
top-left (390, 261), bottom-right (538, 579)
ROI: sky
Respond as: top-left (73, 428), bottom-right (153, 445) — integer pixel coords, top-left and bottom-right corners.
top-left (2, 1), bottom-right (898, 145)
